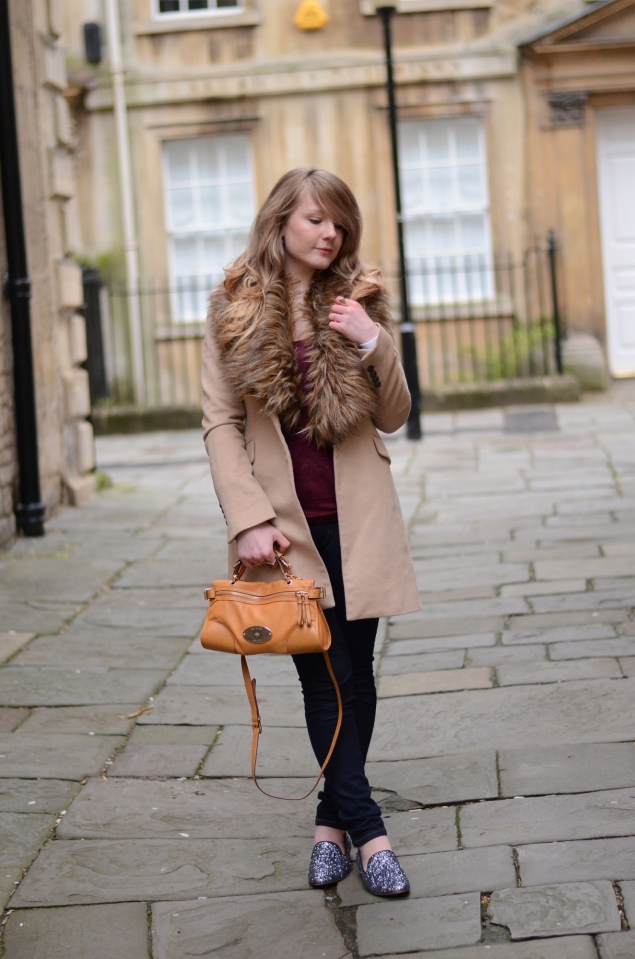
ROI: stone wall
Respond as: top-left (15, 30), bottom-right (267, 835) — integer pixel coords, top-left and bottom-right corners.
top-left (0, 0), bottom-right (96, 548)
top-left (0, 201), bottom-right (17, 549)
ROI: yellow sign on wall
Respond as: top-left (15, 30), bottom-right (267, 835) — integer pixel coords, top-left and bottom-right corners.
top-left (294, 1), bottom-right (330, 32)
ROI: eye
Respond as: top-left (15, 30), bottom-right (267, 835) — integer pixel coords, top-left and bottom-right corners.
top-left (308, 218), bottom-right (322, 225)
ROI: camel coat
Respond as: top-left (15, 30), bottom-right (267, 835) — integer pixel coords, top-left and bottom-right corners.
top-left (201, 315), bottom-right (421, 621)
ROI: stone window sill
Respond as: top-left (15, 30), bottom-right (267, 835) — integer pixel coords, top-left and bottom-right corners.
top-left (133, 10), bottom-right (261, 35)
top-left (360, 0), bottom-right (491, 13)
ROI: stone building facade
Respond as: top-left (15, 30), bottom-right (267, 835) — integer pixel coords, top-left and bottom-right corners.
top-left (0, 0), bottom-right (96, 548)
top-left (61, 0), bottom-right (634, 402)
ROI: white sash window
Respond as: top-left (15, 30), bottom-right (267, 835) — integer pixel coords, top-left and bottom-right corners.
top-left (398, 116), bottom-right (493, 305)
top-left (156, 0), bottom-right (241, 15)
top-left (163, 135), bottom-right (254, 322)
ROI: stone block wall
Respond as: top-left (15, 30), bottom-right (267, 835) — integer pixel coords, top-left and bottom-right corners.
top-left (0, 0), bottom-right (96, 548)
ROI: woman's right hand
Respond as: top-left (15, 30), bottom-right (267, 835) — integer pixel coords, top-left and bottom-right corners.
top-left (236, 522), bottom-right (291, 568)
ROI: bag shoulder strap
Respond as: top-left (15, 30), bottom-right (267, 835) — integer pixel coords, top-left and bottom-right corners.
top-left (240, 653), bottom-right (342, 801)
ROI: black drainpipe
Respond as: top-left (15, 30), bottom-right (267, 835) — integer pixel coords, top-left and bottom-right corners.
top-left (0, 0), bottom-right (46, 537)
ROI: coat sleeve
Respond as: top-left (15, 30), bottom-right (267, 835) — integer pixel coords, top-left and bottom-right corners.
top-left (201, 308), bottom-right (277, 544)
top-left (360, 325), bottom-right (412, 434)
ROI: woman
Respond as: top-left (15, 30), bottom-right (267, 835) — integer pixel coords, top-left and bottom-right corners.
top-left (202, 167), bottom-right (420, 897)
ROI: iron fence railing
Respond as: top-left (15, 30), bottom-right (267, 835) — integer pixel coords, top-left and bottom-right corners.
top-left (83, 233), bottom-right (563, 410)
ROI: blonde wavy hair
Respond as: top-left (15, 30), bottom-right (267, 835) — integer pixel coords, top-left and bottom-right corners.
top-left (217, 167), bottom-right (386, 349)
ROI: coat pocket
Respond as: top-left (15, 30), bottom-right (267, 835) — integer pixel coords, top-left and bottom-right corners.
top-left (372, 434), bottom-right (392, 464)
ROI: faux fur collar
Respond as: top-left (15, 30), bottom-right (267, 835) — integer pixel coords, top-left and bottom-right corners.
top-left (211, 278), bottom-right (393, 448)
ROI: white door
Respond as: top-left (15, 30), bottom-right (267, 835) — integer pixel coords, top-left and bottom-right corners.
top-left (596, 107), bottom-right (635, 377)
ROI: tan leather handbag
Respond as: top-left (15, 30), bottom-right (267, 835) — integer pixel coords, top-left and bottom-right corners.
top-left (200, 552), bottom-right (341, 800)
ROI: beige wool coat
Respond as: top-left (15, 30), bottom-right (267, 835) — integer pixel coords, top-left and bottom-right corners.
top-left (201, 310), bottom-right (421, 621)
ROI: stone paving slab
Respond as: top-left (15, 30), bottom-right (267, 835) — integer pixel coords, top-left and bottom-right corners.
top-left (356, 892), bottom-right (481, 956)
top-left (387, 633), bottom-right (497, 656)
top-left (517, 836), bottom-right (635, 886)
top-left (376, 807), bottom-right (459, 854)
top-left (0, 600), bottom-right (82, 635)
top-left (0, 813), bottom-right (54, 867)
top-left (619, 656), bottom-right (635, 677)
top-left (488, 880), bottom-right (621, 938)
top-left (337, 845), bottom-right (515, 906)
top-left (499, 743), bottom-right (635, 796)
top-left (0, 633), bottom-right (34, 665)
top-left (596, 931), bottom-right (635, 959)
top-left (0, 734), bottom-right (123, 780)
top-left (151, 892), bottom-right (349, 959)
top-left (507, 610), bottom-right (627, 631)
top-left (0, 557), bottom-right (123, 603)
top-left (138, 683), bottom-right (304, 726)
top-left (108, 743), bottom-right (209, 777)
top-left (378, 666), bottom-right (493, 697)
top-left (16, 704), bottom-right (138, 735)
top-left (500, 579), bottom-right (587, 597)
top-left (2, 902), bottom-right (150, 959)
top-left (11, 632), bottom-right (192, 670)
top-left (201, 724), bottom-right (317, 778)
top-left (168, 649), bottom-right (299, 686)
top-left (380, 939), bottom-right (599, 959)
top-left (11, 837), bottom-right (311, 906)
top-left (465, 644), bottom-right (547, 667)
top-left (112, 559), bottom-right (215, 589)
top-left (617, 880), bottom-right (635, 923)
top-left (365, 752), bottom-right (498, 805)
top-left (388, 617), bottom-right (504, 639)
top-left (56, 777), bottom-right (316, 840)
top-left (130, 724), bottom-right (219, 744)
top-left (0, 779), bottom-right (81, 813)
top-left (534, 557), bottom-right (635, 580)
top-left (530, 589), bottom-right (635, 614)
top-left (379, 650), bottom-right (465, 674)
top-left (550, 639), bottom-right (635, 659)
top-left (416, 563), bottom-right (529, 591)
top-left (0, 666), bottom-right (166, 707)
top-left (460, 787), bottom-right (635, 848)
top-left (370, 680), bottom-right (635, 760)
top-left (501, 624), bottom-right (618, 644)
top-left (0, 708), bottom-right (28, 733)
top-left (496, 657), bottom-right (622, 685)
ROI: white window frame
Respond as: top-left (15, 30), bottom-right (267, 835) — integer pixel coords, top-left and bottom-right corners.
top-left (398, 116), bottom-right (494, 307)
top-left (152, 0), bottom-right (243, 19)
top-left (162, 134), bottom-right (255, 323)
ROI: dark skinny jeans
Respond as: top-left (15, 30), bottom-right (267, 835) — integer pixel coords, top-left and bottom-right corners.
top-left (292, 522), bottom-right (387, 849)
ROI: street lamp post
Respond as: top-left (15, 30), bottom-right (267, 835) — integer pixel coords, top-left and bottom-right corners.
top-left (375, 3), bottom-right (422, 440)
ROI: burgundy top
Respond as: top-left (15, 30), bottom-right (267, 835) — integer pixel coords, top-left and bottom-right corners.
top-left (281, 341), bottom-right (338, 524)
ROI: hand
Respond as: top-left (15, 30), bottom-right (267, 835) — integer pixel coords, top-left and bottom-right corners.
top-left (328, 297), bottom-right (379, 346)
top-left (236, 522), bottom-right (291, 569)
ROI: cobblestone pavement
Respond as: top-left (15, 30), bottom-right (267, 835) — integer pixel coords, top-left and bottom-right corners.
top-left (1, 386), bottom-right (635, 958)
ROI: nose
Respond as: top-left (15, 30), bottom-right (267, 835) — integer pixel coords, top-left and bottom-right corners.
top-left (321, 220), bottom-right (337, 240)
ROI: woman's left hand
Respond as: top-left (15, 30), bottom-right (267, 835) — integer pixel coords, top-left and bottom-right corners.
top-left (328, 297), bottom-right (379, 346)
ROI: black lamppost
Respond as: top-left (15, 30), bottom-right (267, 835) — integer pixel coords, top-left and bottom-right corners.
top-left (375, 3), bottom-right (422, 440)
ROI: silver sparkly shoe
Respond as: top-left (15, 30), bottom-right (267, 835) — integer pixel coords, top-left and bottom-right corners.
top-left (308, 839), bottom-right (352, 887)
top-left (356, 849), bottom-right (410, 897)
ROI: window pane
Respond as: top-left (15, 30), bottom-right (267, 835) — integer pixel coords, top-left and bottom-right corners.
top-left (227, 182), bottom-right (253, 223)
top-left (398, 123), bottom-right (421, 163)
top-left (460, 214), bottom-right (487, 251)
top-left (428, 167), bottom-right (453, 211)
top-left (188, 0), bottom-right (209, 9)
top-left (203, 235), bottom-right (227, 277)
top-left (455, 118), bottom-right (480, 160)
top-left (404, 219), bottom-right (427, 258)
top-left (426, 121), bottom-right (451, 163)
top-left (430, 217), bottom-right (455, 253)
top-left (165, 141), bottom-right (192, 185)
top-left (458, 164), bottom-right (484, 206)
top-left (217, 0), bottom-right (240, 7)
top-left (200, 185), bottom-right (224, 227)
top-left (197, 139), bottom-right (222, 180)
top-left (159, 0), bottom-right (180, 11)
top-left (227, 229), bottom-right (249, 258)
top-left (224, 136), bottom-right (250, 177)
top-left (401, 168), bottom-right (425, 210)
top-left (173, 236), bottom-right (198, 274)
top-left (168, 188), bottom-right (195, 230)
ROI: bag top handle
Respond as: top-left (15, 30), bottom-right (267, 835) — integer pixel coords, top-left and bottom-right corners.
top-left (231, 549), bottom-right (296, 586)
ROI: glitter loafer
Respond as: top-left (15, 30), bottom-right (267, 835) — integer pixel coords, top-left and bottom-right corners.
top-left (308, 840), bottom-right (352, 887)
top-left (356, 850), bottom-right (410, 897)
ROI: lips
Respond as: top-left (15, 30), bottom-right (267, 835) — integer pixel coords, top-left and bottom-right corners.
top-left (316, 248), bottom-right (333, 254)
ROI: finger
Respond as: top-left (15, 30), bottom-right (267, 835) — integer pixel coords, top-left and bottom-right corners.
top-left (274, 533), bottom-right (291, 551)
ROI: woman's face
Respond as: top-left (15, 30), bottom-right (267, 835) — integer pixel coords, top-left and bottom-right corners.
top-left (281, 191), bottom-right (344, 283)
